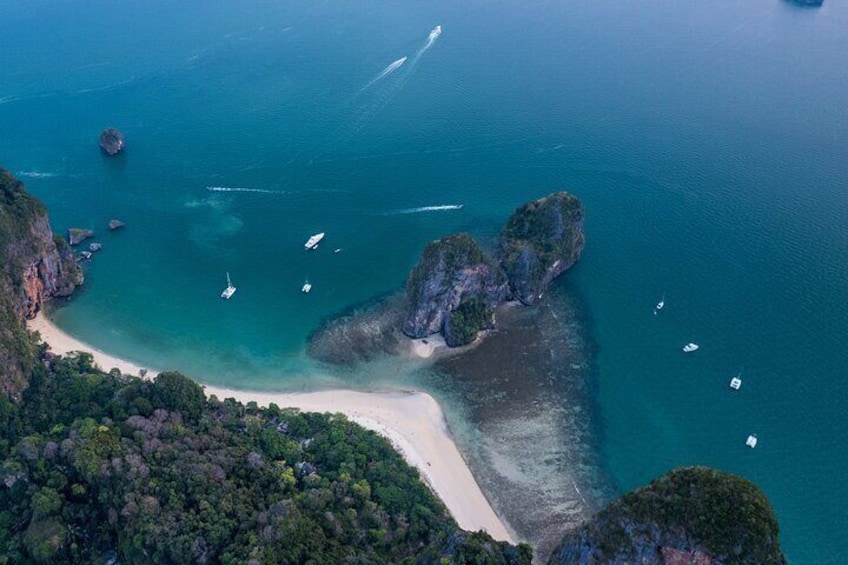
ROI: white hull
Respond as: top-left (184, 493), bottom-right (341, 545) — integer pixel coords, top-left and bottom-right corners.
top-left (221, 272), bottom-right (236, 299)
top-left (305, 232), bottom-right (325, 250)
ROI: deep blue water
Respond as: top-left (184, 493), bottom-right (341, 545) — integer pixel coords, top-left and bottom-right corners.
top-left (2, 0), bottom-right (847, 561)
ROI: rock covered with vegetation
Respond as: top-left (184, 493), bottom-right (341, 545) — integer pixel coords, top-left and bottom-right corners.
top-left (98, 127), bottom-right (125, 156)
top-left (0, 169), bottom-right (82, 398)
top-left (499, 192), bottom-right (585, 305)
top-left (401, 193), bottom-right (584, 347)
top-left (548, 466), bottom-right (787, 565)
top-left (403, 233), bottom-right (508, 344)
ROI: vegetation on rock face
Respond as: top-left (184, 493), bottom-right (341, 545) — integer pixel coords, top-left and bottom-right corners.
top-left (445, 296), bottom-right (494, 347)
top-left (0, 170), bottom-right (50, 398)
top-left (404, 233), bottom-right (508, 339)
top-left (549, 466), bottom-right (787, 565)
top-left (500, 192), bottom-right (585, 305)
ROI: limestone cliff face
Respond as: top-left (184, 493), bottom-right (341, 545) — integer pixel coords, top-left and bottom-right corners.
top-left (499, 192), bottom-right (585, 305)
top-left (15, 216), bottom-right (82, 319)
top-left (1, 168), bottom-right (83, 397)
top-left (403, 233), bottom-right (508, 339)
top-left (548, 467), bottom-right (787, 565)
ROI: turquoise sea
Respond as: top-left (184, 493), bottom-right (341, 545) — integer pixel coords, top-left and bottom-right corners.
top-left (2, 0), bottom-right (847, 561)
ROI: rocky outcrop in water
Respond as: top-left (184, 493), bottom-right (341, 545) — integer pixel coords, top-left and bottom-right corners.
top-left (499, 192), bottom-right (585, 305)
top-left (68, 228), bottom-right (95, 245)
top-left (403, 233), bottom-right (508, 344)
top-left (1, 169), bottom-right (83, 396)
top-left (548, 467), bottom-right (787, 565)
top-left (108, 219), bottom-right (125, 230)
top-left (400, 193), bottom-right (584, 346)
top-left (99, 127), bottom-right (125, 155)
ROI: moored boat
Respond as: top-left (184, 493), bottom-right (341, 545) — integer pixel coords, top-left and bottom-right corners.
top-left (682, 343), bottom-right (699, 353)
top-left (221, 272), bottom-right (236, 299)
top-left (304, 232), bottom-right (325, 250)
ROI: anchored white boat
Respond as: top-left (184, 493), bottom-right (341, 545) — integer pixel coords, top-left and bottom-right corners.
top-left (730, 374), bottom-right (742, 390)
top-left (221, 272), bottom-right (236, 299)
top-left (746, 434), bottom-right (758, 448)
top-left (301, 279), bottom-right (312, 293)
top-left (304, 232), bottom-right (324, 250)
top-left (654, 295), bottom-right (665, 314)
top-left (682, 343), bottom-right (699, 353)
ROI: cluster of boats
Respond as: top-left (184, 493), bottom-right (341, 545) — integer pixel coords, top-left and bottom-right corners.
top-left (220, 232), bottom-right (327, 299)
top-left (655, 295), bottom-right (757, 448)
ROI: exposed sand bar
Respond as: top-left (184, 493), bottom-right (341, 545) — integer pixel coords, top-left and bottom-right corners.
top-left (27, 312), bottom-right (514, 542)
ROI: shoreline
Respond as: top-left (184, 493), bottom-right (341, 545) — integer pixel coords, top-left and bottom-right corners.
top-left (26, 311), bottom-right (515, 543)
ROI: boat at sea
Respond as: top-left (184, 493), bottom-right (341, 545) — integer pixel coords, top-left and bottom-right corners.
top-left (430, 25), bottom-right (442, 39)
top-left (746, 434), bottom-right (758, 448)
top-left (302, 279), bottom-right (312, 293)
top-left (304, 232), bottom-right (324, 250)
top-left (682, 343), bottom-right (699, 353)
top-left (654, 295), bottom-right (665, 315)
top-left (221, 272), bottom-right (236, 299)
top-left (730, 376), bottom-right (742, 390)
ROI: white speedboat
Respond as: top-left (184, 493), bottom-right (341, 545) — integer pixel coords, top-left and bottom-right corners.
top-left (430, 25), bottom-right (442, 39)
top-left (221, 272), bottom-right (236, 299)
top-left (746, 434), bottom-right (758, 448)
top-left (655, 295), bottom-right (665, 314)
top-left (301, 279), bottom-right (312, 293)
top-left (682, 343), bottom-right (699, 353)
top-left (304, 232), bottom-right (325, 250)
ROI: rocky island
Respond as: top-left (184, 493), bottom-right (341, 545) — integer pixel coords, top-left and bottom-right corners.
top-left (548, 467), bottom-right (787, 565)
top-left (403, 233), bottom-right (508, 346)
top-left (403, 191), bottom-right (585, 347)
top-left (499, 192), bottom-right (585, 305)
top-left (98, 127), bottom-right (125, 155)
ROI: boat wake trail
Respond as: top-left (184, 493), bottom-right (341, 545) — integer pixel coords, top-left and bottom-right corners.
top-left (206, 186), bottom-right (282, 194)
top-left (381, 204), bottom-right (463, 215)
top-left (16, 171), bottom-right (57, 179)
top-left (360, 57), bottom-right (408, 93)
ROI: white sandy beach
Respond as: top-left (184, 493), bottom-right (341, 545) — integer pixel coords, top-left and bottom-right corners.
top-left (27, 312), bottom-right (514, 543)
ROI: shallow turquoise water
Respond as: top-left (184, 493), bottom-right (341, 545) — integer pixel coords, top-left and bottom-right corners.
top-left (2, 0), bottom-right (847, 561)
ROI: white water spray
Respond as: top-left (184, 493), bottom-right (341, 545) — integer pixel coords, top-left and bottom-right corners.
top-left (206, 186), bottom-right (281, 194)
top-left (381, 204), bottom-right (463, 215)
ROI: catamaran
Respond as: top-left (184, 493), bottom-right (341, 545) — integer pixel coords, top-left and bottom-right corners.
top-left (682, 343), bottom-right (699, 353)
top-left (301, 279), bottom-right (312, 293)
top-left (221, 272), bottom-right (236, 299)
top-left (304, 232), bottom-right (324, 250)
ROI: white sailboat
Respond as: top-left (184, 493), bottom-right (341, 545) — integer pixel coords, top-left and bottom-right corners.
top-left (746, 434), bottom-right (758, 448)
top-left (301, 278), bottom-right (312, 293)
top-left (654, 294), bottom-right (665, 315)
top-left (729, 369), bottom-right (743, 390)
top-left (682, 343), bottom-right (699, 353)
top-left (221, 272), bottom-right (236, 299)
